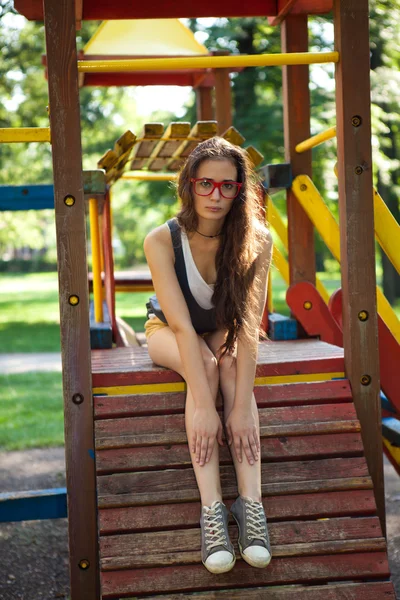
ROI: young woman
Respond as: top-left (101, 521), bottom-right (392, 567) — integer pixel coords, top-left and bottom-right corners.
top-left (143, 136), bottom-right (273, 574)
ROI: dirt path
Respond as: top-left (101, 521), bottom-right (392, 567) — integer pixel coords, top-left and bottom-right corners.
top-left (0, 448), bottom-right (399, 599)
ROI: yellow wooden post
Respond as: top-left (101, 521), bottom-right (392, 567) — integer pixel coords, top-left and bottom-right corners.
top-left (89, 197), bottom-right (104, 323)
top-left (265, 195), bottom-right (273, 314)
top-left (0, 127), bottom-right (51, 143)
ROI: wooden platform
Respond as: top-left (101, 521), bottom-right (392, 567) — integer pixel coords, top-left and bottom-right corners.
top-left (92, 340), bottom-right (395, 599)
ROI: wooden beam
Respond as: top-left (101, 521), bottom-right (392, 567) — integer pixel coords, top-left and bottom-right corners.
top-left (42, 0), bottom-right (100, 598)
top-left (334, 0), bottom-right (384, 535)
top-left (214, 70), bottom-right (232, 135)
top-left (196, 87), bottom-right (214, 121)
top-left (281, 15), bottom-right (315, 286)
top-left (269, 0), bottom-right (300, 26)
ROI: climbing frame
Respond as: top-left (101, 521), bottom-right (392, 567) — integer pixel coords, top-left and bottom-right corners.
top-left (97, 121), bottom-right (264, 185)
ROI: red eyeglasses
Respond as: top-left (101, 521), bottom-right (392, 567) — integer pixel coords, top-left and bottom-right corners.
top-left (191, 178), bottom-right (242, 199)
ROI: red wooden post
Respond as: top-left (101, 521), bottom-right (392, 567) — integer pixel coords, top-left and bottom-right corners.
top-left (195, 86), bottom-right (214, 121)
top-left (212, 51), bottom-right (233, 134)
top-left (281, 15), bottom-right (315, 285)
top-left (43, 0), bottom-right (100, 597)
top-left (334, 0), bottom-right (384, 533)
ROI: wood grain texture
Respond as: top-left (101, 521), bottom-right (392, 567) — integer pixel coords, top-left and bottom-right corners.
top-left (214, 68), bottom-right (232, 134)
top-left (142, 581), bottom-right (395, 600)
top-left (100, 552), bottom-right (390, 597)
top-left (281, 14), bottom-right (315, 285)
top-left (91, 339), bottom-right (344, 387)
top-left (102, 190), bottom-right (117, 342)
top-left (98, 488), bottom-right (378, 534)
top-left (334, 0), bottom-right (384, 533)
top-left (42, 0), bottom-right (99, 598)
top-left (100, 516), bottom-right (383, 570)
top-left (196, 87), bottom-right (214, 121)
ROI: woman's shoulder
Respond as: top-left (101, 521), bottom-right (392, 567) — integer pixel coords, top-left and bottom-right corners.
top-left (143, 220), bottom-right (175, 252)
top-left (253, 218), bottom-right (273, 251)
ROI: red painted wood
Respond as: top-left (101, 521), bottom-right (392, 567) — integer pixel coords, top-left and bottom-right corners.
top-left (96, 433), bottom-right (363, 473)
top-left (99, 517), bottom-right (383, 570)
top-left (142, 582), bottom-right (395, 600)
top-left (91, 339), bottom-right (345, 388)
top-left (329, 288), bottom-right (400, 415)
top-left (94, 380), bottom-right (352, 419)
top-left (99, 489), bottom-right (378, 534)
top-left (329, 287), bottom-right (343, 328)
top-left (102, 189), bottom-right (118, 341)
top-left (287, 282), bottom-right (343, 347)
top-left (16, 0), bottom-right (278, 20)
top-left (100, 552), bottom-right (390, 597)
top-left (84, 72), bottom-right (215, 88)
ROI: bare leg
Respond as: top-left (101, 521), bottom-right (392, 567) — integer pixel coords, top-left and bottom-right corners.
top-left (204, 331), bottom-right (262, 502)
top-left (147, 327), bottom-right (223, 506)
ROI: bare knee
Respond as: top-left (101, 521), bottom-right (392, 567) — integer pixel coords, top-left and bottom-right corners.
top-left (202, 352), bottom-right (219, 388)
top-left (219, 353), bottom-right (237, 378)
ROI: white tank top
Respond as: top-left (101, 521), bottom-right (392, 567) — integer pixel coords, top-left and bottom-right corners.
top-left (181, 230), bottom-right (215, 309)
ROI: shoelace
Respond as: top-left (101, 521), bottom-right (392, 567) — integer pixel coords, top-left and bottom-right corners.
top-left (245, 500), bottom-right (267, 542)
top-left (203, 504), bottom-right (227, 551)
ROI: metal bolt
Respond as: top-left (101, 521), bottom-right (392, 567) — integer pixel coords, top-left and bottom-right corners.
top-left (300, 184), bottom-right (308, 192)
top-left (68, 295), bottom-right (79, 306)
top-left (72, 393), bottom-right (84, 405)
top-left (78, 559), bottom-right (90, 570)
top-left (360, 374), bottom-right (371, 386)
top-left (64, 195), bottom-right (75, 207)
top-left (352, 115), bottom-right (362, 127)
top-left (358, 310), bottom-right (369, 322)
top-left (354, 166), bottom-right (363, 175)
top-left (304, 301), bottom-right (312, 310)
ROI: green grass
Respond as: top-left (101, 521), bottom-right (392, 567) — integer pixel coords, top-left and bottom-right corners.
top-left (0, 371), bottom-right (64, 450)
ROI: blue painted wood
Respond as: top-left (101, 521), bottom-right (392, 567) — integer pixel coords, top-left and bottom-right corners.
top-left (90, 300), bottom-right (113, 349)
top-left (382, 417), bottom-right (400, 447)
top-left (268, 312), bottom-right (298, 341)
top-left (0, 185), bottom-right (54, 211)
top-left (0, 488), bottom-right (67, 522)
top-left (0, 171), bottom-right (106, 211)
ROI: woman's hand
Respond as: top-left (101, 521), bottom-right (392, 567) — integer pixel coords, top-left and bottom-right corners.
top-left (192, 407), bottom-right (223, 467)
top-left (226, 405), bottom-right (260, 465)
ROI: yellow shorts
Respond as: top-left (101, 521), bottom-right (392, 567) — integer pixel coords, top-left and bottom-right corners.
top-left (144, 315), bottom-right (213, 341)
top-left (144, 315), bottom-right (169, 340)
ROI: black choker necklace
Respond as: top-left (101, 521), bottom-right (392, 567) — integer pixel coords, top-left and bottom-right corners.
top-left (195, 230), bottom-right (221, 238)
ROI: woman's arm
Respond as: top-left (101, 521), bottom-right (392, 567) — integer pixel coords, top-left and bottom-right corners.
top-left (144, 226), bottom-right (223, 464)
top-left (226, 230), bottom-right (273, 464)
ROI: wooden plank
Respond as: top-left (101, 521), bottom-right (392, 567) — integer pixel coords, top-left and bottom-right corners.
top-left (97, 458), bottom-right (371, 507)
top-left (42, 0), bottom-right (100, 598)
top-left (281, 15), bottom-right (315, 285)
top-left (130, 123), bottom-right (164, 170)
top-left (246, 145), bottom-right (264, 167)
top-left (100, 517), bottom-right (384, 570)
top-left (94, 380), bottom-right (353, 418)
top-left (95, 403), bottom-right (360, 449)
top-left (98, 489), bottom-right (378, 534)
top-left (146, 122), bottom-right (191, 171)
top-left (96, 433), bottom-right (363, 473)
top-left (142, 582), bottom-right (395, 600)
top-left (222, 126), bottom-right (246, 146)
top-left (91, 339), bottom-right (345, 387)
top-left (269, 0), bottom-right (300, 26)
top-left (100, 552), bottom-right (390, 597)
top-left (167, 121), bottom-right (219, 171)
top-left (334, 0), bottom-right (384, 532)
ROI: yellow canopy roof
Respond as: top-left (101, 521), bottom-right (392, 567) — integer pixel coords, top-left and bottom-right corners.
top-left (84, 19), bottom-right (208, 56)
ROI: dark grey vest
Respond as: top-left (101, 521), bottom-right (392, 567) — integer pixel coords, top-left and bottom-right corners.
top-left (146, 217), bottom-right (218, 334)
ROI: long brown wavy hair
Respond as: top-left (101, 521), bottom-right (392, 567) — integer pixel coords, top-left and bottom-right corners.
top-left (175, 136), bottom-right (270, 360)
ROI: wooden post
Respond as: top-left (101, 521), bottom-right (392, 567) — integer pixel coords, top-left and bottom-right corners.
top-left (214, 69), bottom-right (232, 134)
top-left (195, 86), bottom-right (214, 121)
top-left (43, 1), bottom-right (100, 598)
top-left (334, 0), bottom-right (385, 533)
top-left (281, 15), bottom-right (315, 285)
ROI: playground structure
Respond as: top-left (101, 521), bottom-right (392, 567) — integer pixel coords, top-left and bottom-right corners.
top-left (0, 0), bottom-right (399, 598)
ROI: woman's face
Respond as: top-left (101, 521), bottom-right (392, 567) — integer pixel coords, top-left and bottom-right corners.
top-left (192, 159), bottom-right (238, 221)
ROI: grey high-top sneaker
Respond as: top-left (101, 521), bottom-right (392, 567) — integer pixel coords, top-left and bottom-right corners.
top-left (230, 495), bottom-right (272, 568)
top-left (200, 500), bottom-right (236, 574)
